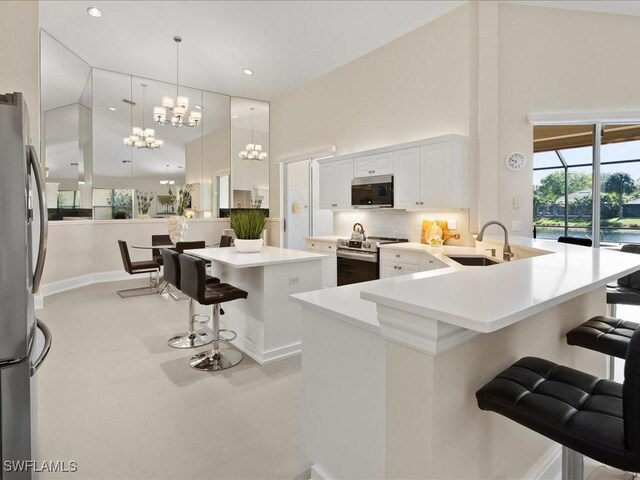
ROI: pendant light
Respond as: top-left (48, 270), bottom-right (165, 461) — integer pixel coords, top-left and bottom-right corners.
top-left (124, 84), bottom-right (163, 149)
top-left (153, 36), bottom-right (201, 128)
top-left (239, 107), bottom-right (267, 160)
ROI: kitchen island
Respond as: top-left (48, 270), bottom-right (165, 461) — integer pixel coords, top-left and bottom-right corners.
top-left (186, 246), bottom-right (325, 364)
top-left (290, 239), bottom-right (640, 479)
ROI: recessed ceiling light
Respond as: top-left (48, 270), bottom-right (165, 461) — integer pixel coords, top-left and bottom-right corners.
top-left (87, 7), bottom-right (102, 17)
top-left (78, 181), bottom-right (86, 185)
top-left (243, 68), bottom-right (253, 76)
top-left (195, 105), bottom-right (202, 110)
top-left (232, 115), bottom-right (238, 118)
top-left (108, 107), bottom-right (116, 111)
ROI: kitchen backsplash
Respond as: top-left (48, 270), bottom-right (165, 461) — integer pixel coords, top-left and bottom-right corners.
top-left (333, 210), bottom-right (473, 245)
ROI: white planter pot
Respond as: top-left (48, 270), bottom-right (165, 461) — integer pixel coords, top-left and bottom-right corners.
top-left (167, 215), bottom-right (188, 244)
top-left (234, 238), bottom-right (263, 253)
top-left (136, 213), bottom-right (150, 219)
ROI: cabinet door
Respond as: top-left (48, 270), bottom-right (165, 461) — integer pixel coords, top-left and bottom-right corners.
top-left (419, 142), bottom-right (452, 208)
top-left (318, 162), bottom-right (335, 209)
top-left (396, 262), bottom-right (420, 275)
top-left (371, 152), bottom-right (394, 176)
top-left (393, 147), bottom-right (421, 210)
top-left (334, 159), bottom-right (354, 208)
top-left (353, 157), bottom-right (372, 177)
top-left (380, 261), bottom-right (398, 279)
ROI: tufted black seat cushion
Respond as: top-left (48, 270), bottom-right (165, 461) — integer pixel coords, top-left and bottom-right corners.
top-left (607, 244), bottom-right (640, 306)
top-left (179, 254), bottom-right (247, 306)
top-left (476, 336), bottom-right (640, 473)
top-left (567, 316), bottom-right (639, 360)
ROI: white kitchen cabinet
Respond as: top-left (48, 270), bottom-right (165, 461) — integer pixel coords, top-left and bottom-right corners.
top-left (318, 159), bottom-right (354, 209)
top-left (393, 147), bottom-right (421, 209)
top-left (305, 239), bottom-right (337, 287)
top-left (393, 139), bottom-right (467, 210)
top-left (380, 247), bottom-right (446, 278)
top-left (353, 152), bottom-right (393, 177)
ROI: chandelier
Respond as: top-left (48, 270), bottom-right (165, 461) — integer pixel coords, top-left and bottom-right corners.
top-left (153, 36), bottom-right (201, 128)
top-left (124, 84), bottom-right (163, 149)
top-left (239, 107), bottom-right (267, 160)
top-left (160, 165), bottom-right (175, 185)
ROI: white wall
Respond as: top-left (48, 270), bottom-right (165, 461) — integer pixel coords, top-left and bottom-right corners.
top-left (270, 3), bottom-right (474, 220)
top-left (0, 1), bottom-right (39, 151)
top-left (41, 219), bottom-right (230, 285)
top-left (495, 3), bottom-right (640, 236)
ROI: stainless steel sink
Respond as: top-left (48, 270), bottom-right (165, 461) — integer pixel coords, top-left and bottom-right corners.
top-left (447, 255), bottom-right (499, 266)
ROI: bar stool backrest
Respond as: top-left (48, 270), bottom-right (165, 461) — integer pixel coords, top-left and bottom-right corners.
top-left (558, 236), bottom-right (593, 247)
top-left (220, 235), bottom-right (233, 248)
top-left (179, 254), bottom-right (207, 303)
top-left (118, 240), bottom-right (133, 274)
top-left (161, 249), bottom-right (181, 289)
top-left (624, 327), bottom-right (640, 453)
top-left (618, 244), bottom-right (640, 289)
top-left (176, 240), bottom-right (205, 254)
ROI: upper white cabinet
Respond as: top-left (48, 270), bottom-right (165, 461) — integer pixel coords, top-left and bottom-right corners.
top-left (318, 135), bottom-right (468, 211)
top-left (395, 139), bottom-right (467, 210)
top-left (353, 152), bottom-right (394, 177)
top-left (319, 158), bottom-right (354, 209)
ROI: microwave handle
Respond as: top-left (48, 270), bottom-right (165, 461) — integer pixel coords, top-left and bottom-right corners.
top-left (28, 145), bottom-right (48, 294)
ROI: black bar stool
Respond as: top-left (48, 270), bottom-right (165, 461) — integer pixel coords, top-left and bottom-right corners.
top-left (162, 249), bottom-right (218, 349)
top-left (476, 327), bottom-right (640, 479)
top-left (566, 245), bottom-right (640, 379)
top-left (179, 254), bottom-right (248, 371)
top-left (558, 236), bottom-right (593, 247)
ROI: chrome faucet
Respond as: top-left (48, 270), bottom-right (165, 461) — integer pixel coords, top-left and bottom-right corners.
top-left (476, 221), bottom-right (515, 261)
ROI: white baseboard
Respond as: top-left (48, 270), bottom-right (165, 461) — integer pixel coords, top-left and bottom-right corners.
top-left (525, 445), bottom-right (562, 480)
top-left (225, 326), bottom-right (301, 365)
top-left (35, 270), bottom-right (144, 309)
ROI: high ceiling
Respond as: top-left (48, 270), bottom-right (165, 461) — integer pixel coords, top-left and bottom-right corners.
top-left (39, 1), bottom-right (465, 101)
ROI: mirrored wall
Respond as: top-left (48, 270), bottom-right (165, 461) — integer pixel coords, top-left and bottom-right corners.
top-left (40, 31), bottom-right (269, 220)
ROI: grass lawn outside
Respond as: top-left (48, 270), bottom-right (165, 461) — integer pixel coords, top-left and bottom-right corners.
top-left (534, 217), bottom-right (640, 228)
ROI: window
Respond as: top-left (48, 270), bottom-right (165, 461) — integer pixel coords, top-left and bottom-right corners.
top-left (92, 188), bottom-right (133, 220)
top-left (533, 124), bottom-right (640, 245)
top-left (57, 190), bottom-right (80, 209)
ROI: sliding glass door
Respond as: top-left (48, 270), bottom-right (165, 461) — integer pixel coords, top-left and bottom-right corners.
top-left (533, 123), bottom-right (640, 246)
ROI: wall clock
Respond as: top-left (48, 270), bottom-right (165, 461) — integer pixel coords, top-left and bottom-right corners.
top-left (505, 151), bottom-right (526, 171)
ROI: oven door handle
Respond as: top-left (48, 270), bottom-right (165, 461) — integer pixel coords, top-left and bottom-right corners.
top-left (336, 250), bottom-right (378, 263)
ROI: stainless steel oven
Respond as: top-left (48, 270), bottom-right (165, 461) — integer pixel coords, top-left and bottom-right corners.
top-left (336, 248), bottom-right (379, 286)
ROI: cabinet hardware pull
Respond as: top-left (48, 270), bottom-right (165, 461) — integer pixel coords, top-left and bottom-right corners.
top-left (393, 266), bottom-right (397, 269)
top-left (398, 266), bottom-right (402, 270)
top-left (396, 254), bottom-right (400, 258)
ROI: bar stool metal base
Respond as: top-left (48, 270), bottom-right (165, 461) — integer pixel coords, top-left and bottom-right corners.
top-left (562, 447), bottom-right (584, 480)
top-left (189, 347), bottom-right (243, 371)
top-left (168, 331), bottom-right (212, 349)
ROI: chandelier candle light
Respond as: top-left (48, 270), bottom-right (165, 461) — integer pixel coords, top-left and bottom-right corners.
top-left (239, 107), bottom-right (267, 161)
top-left (154, 36), bottom-right (201, 128)
top-left (124, 84), bottom-right (163, 149)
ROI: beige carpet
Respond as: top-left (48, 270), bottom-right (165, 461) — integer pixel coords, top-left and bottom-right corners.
top-left (35, 279), bottom-right (310, 479)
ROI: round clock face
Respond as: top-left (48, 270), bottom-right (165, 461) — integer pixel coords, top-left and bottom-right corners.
top-left (505, 151), bottom-right (526, 171)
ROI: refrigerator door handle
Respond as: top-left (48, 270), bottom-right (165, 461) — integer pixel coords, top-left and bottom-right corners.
top-left (28, 145), bottom-right (48, 294)
top-left (30, 319), bottom-right (52, 376)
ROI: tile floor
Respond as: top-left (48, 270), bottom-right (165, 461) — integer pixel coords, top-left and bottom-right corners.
top-left (35, 279), bottom-right (310, 479)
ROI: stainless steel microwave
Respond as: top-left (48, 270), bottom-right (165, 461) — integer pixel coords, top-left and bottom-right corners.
top-left (351, 175), bottom-right (394, 208)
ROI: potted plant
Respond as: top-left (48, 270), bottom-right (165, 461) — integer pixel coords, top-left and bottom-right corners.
top-left (136, 191), bottom-right (155, 218)
top-left (229, 209), bottom-right (268, 253)
top-left (167, 184), bottom-right (194, 243)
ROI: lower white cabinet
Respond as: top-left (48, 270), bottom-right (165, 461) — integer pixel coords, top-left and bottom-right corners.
top-left (305, 240), bottom-right (337, 287)
top-left (380, 248), bottom-right (446, 278)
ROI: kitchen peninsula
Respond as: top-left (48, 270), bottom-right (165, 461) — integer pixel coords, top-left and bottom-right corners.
top-left (291, 239), bottom-right (640, 479)
top-left (187, 246), bottom-right (325, 364)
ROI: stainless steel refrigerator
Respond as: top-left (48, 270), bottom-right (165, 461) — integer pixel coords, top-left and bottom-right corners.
top-left (0, 92), bottom-right (51, 479)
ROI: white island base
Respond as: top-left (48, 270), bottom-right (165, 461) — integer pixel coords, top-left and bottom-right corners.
top-left (187, 246), bottom-right (324, 364)
top-left (292, 240), bottom-right (640, 479)
top-left (299, 288), bottom-right (605, 479)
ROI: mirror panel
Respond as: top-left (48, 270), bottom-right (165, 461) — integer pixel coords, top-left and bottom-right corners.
top-left (230, 98), bottom-right (270, 210)
top-left (41, 33), bottom-right (268, 220)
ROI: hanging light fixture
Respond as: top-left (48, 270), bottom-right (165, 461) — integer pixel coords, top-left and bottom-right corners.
top-left (153, 36), bottom-right (201, 128)
top-left (239, 107), bottom-right (267, 160)
top-left (124, 84), bottom-right (163, 149)
top-left (160, 164), bottom-right (175, 185)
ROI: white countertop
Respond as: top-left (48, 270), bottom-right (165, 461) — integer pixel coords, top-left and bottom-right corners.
top-left (362, 239), bottom-right (640, 333)
top-left (291, 239), bottom-right (640, 334)
top-left (185, 246), bottom-right (326, 268)
top-left (304, 235), bottom-right (343, 243)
